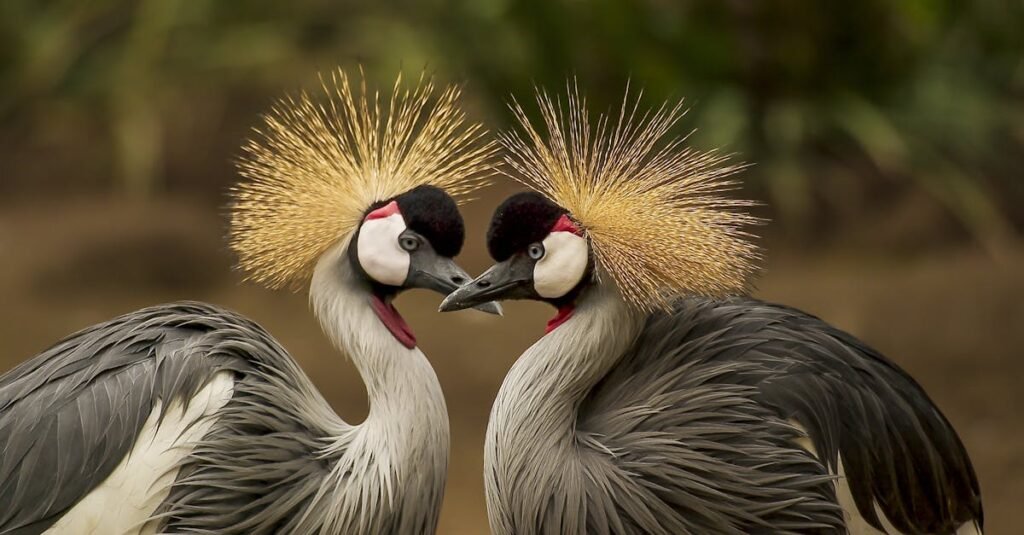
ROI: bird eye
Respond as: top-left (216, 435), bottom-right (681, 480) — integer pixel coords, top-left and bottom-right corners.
top-left (399, 236), bottom-right (420, 252)
top-left (527, 243), bottom-right (545, 260)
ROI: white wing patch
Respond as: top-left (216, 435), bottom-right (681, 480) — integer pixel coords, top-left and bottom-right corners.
top-left (47, 372), bottom-right (235, 535)
top-left (789, 420), bottom-right (982, 535)
top-left (534, 232), bottom-right (588, 299)
top-left (356, 213), bottom-right (410, 287)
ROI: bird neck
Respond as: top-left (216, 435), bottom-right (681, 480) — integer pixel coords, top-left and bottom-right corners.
top-left (489, 281), bottom-right (643, 448)
top-left (308, 239), bottom-right (449, 527)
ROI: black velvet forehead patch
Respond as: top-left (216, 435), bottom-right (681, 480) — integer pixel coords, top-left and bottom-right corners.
top-left (487, 192), bottom-right (567, 261)
top-left (391, 185), bottom-right (465, 257)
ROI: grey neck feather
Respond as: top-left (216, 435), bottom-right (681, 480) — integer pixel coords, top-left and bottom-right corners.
top-left (484, 279), bottom-right (643, 532)
top-left (306, 237), bottom-right (450, 532)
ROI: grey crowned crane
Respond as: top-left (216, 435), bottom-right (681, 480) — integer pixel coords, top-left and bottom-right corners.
top-left (441, 87), bottom-right (982, 534)
top-left (0, 71), bottom-right (498, 534)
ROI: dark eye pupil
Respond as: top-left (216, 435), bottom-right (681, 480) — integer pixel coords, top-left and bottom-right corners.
top-left (401, 237), bottom-right (418, 251)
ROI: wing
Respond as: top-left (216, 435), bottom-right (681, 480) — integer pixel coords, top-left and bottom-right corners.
top-left (579, 302), bottom-right (844, 534)
top-left (155, 329), bottom-right (343, 533)
top-left (737, 299), bottom-right (982, 534)
top-left (0, 302), bottom-right (250, 534)
top-left (582, 297), bottom-right (981, 534)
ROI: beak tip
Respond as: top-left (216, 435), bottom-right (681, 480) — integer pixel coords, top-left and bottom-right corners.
top-left (438, 295), bottom-right (460, 313)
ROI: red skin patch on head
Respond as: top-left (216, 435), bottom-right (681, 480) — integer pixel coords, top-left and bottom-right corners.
top-left (370, 295), bottom-right (417, 349)
top-left (365, 200), bottom-right (401, 220)
top-left (550, 214), bottom-right (583, 236)
top-left (545, 304), bottom-right (576, 334)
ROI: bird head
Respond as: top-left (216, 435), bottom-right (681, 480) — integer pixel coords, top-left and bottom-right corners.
top-left (441, 83), bottom-right (761, 326)
top-left (230, 69), bottom-right (500, 347)
top-left (350, 184), bottom-right (475, 299)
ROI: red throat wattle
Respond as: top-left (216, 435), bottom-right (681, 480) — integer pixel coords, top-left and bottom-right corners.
top-left (545, 305), bottom-right (575, 334)
top-left (370, 296), bottom-right (417, 349)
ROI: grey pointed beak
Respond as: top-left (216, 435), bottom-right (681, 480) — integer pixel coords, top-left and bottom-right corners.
top-left (439, 257), bottom-right (534, 313)
top-left (405, 253), bottom-right (502, 316)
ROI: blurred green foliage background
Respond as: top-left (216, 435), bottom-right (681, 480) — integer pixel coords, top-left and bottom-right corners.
top-left (1, 0), bottom-right (1021, 245)
top-left (1, 1), bottom-right (1023, 533)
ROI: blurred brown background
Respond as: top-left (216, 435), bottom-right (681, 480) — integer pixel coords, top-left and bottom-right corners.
top-left (1, 1), bottom-right (1022, 533)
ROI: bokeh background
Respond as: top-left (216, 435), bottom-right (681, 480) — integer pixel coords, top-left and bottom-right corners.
top-left (1, 1), bottom-right (1022, 532)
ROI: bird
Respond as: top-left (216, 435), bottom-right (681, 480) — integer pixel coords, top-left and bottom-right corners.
top-left (440, 85), bottom-right (982, 534)
top-left (0, 70), bottom-right (499, 534)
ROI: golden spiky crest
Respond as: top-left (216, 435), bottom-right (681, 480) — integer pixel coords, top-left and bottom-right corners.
top-left (500, 84), bottom-right (761, 311)
top-left (231, 69), bottom-right (495, 290)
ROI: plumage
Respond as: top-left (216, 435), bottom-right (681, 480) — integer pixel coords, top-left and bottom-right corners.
top-left (589, 297), bottom-right (980, 533)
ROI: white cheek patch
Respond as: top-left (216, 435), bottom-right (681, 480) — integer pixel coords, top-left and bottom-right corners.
top-left (357, 213), bottom-right (410, 286)
top-left (534, 232), bottom-right (589, 299)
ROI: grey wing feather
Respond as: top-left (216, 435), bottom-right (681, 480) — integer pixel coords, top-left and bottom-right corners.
top-left (742, 300), bottom-right (982, 533)
top-left (154, 328), bottom-right (343, 534)
top-left (580, 297), bottom-right (980, 534)
top-left (0, 302), bottom-right (248, 534)
top-left (579, 303), bottom-right (843, 534)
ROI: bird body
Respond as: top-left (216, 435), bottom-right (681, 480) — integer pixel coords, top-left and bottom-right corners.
top-left (2, 247), bottom-right (449, 533)
top-left (483, 286), bottom-right (982, 534)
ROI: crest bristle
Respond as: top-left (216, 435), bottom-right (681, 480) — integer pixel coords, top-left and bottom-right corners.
top-left (500, 82), bottom-right (762, 311)
top-left (230, 69), bottom-right (496, 290)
